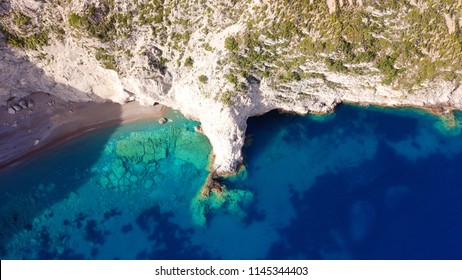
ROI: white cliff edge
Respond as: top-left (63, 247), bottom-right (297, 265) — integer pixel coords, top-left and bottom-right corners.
top-left (1, 0), bottom-right (461, 174)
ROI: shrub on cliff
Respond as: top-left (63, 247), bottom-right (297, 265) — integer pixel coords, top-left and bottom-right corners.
top-left (225, 36), bottom-right (238, 51)
top-left (68, 13), bottom-right (84, 28)
top-left (198, 75), bottom-right (208, 84)
top-left (1, 29), bottom-right (49, 50)
top-left (324, 58), bottom-right (348, 73)
top-left (184, 56), bottom-right (194, 67)
top-left (376, 55), bottom-right (399, 85)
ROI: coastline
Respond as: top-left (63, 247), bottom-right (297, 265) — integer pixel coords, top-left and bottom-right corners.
top-left (1, 91), bottom-right (460, 175)
top-left (0, 92), bottom-right (169, 170)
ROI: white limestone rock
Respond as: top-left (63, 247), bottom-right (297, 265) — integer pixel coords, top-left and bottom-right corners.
top-left (1, 0), bottom-right (461, 174)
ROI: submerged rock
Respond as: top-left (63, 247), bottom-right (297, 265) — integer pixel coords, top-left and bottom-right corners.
top-left (191, 184), bottom-right (254, 227)
top-left (116, 132), bottom-right (167, 164)
top-left (173, 130), bottom-right (210, 169)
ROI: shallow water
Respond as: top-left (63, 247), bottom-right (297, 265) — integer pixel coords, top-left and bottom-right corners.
top-left (1, 105), bottom-right (462, 259)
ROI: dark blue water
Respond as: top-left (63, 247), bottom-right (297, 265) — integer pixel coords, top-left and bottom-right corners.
top-left (1, 105), bottom-right (462, 259)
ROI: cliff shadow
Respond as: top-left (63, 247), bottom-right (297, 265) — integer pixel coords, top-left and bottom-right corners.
top-left (0, 36), bottom-right (124, 259)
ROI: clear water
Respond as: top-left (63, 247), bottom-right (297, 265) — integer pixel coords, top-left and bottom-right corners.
top-left (1, 105), bottom-right (462, 259)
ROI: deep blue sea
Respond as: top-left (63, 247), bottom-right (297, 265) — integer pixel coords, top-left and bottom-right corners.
top-left (1, 105), bottom-right (462, 259)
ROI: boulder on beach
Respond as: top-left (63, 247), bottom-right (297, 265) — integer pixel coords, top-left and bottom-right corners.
top-left (8, 107), bottom-right (16, 114)
top-left (158, 117), bottom-right (167, 125)
top-left (194, 125), bottom-right (204, 134)
top-left (19, 100), bottom-right (28, 109)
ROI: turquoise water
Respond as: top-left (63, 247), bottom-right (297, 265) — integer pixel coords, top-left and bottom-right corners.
top-left (1, 105), bottom-right (462, 259)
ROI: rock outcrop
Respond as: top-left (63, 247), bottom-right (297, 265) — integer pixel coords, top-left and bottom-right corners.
top-left (1, 0), bottom-right (461, 174)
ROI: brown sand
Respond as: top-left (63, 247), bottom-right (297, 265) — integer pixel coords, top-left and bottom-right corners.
top-left (0, 92), bottom-right (168, 169)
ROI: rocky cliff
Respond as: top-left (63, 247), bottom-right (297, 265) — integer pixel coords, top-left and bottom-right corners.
top-left (1, 0), bottom-right (461, 174)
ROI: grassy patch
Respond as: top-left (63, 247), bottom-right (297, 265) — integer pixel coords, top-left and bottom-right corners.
top-left (278, 71), bottom-right (301, 83)
top-left (224, 73), bottom-right (238, 85)
top-left (198, 75), bottom-right (208, 84)
top-left (67, 5), bottom-right (117, 42)
top-left (95, 49), bottom-right (118, 72)
top-left (13, 12), bottom-right (30, 27)
top-left (376, 55), bottom-right (400, 85)
top-left (204, 42), bottom-right (213, 51)
top-left (219, 90), bottom-right (235, 106)
top-left (324, 58), bottom-right (348, 73)
top-left (1, 28), bottom-right (49, 50)
top-left (224, 36), bottom-right (238, 51)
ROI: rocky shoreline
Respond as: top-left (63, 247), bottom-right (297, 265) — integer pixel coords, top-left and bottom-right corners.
top-left (1, 1), bottom-right (461, 175)
top-left (2, 63), bottom-right (461, 175)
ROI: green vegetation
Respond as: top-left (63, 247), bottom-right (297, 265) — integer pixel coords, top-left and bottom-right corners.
top-left (124, 49), bottom-right (133, 58)
top-left (305, 72), bottom-right (325, 79)
top-left (68, 13), bottom-right (84, 28)
top-left (0, 25), bottom-right (49, 50)
top-left (376, 55), bottom-right (400, 85)
top-left (224, 36), bottom-right (238, 51)
top-left (238, 82), bottom-right (248, 91)
top-left (353, 51), bottom-right (376, 64)
top-left (324, 58), bottom-right (348, 73)
top-left (68, 7), bottom-right (117, 42)
top-left (148, 56), bottom-right (168, 74)
top-left (95, 49), bottom-right (118, 72)
top-left (138, 0), bottom-right (165, 25)
top-left (13, 12), bottom-right (30, 27)
top-left (278, 71), bottom-right (301, 83)
top-left (67, 0), bottom-right (135, 42)
top-left (204, 42), bottom-right (213, 51)
top-left (184, 56), bottom-right (194, 67)
top-left (0, 11), bottom-right (48, 50)
top-left (224, 74), bottom-right (238, 85)
top-left (1, 0), bottom-right (461, 92)
top-left (219, 90), bottom-right (235, 106)
top-left (227, 0), bottom-right (462, 89)
top-left (8, 32), bottom-right (49, 50)
top-left (198, 75), bottom-right (208, 84)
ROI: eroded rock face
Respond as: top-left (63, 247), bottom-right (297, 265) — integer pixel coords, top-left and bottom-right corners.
top-left (444, 13), bottom-right (457, 34)
top-left (326, 0), bottom-right (337, 14)
top-left (1, 0), bottom-right (461, 174)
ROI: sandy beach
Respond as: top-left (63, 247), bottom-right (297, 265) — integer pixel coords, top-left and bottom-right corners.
top-left (0, 92), bottom-right (168, 169)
